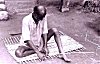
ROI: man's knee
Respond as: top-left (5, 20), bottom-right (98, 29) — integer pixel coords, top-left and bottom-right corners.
top-left (51, 28), bottom-right (58, 33)
top-left (15, 49), bottom-right (23, 58)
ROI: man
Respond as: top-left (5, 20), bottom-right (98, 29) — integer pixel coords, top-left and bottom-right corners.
top-left (15, 5), bottom-right (71, 62)
top-left (59, 0), bottom-right (70, 12)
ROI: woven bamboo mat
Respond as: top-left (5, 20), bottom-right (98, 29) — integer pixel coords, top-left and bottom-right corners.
top-left (3, 32), bottom-right (85, 64)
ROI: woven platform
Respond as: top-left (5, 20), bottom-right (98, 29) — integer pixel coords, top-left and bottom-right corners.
top-left (3, 32), bottom-right (85, 64)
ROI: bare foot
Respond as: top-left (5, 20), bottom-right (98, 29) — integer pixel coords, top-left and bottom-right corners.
top-left (62, 55), bottom-right (71, 62)
top-left (58, 54), bottom-right (71, 62)
top-left (60, 7), bottom-right (70, 12)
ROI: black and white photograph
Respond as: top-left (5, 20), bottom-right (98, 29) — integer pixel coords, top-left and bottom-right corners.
top-left (0, 0), bottom-right (100, 64)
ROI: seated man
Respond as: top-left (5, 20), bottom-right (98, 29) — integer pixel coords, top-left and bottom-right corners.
top-left (15, 5), bottom-right (71, 62)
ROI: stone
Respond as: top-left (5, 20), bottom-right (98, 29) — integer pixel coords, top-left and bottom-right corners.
top-left (0, 11), bottom-right (8, 20)
top-left (0, 4), bottom-right (6, 11)
top-left (0, 0), bottom-right (5, 4)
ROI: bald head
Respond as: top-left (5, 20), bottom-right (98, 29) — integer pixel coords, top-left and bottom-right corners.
top-left (33, 6), bottom-right (46, 19)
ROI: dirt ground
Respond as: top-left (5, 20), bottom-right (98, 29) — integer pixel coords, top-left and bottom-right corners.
top-left (0, 0), bottom-right (100, 64)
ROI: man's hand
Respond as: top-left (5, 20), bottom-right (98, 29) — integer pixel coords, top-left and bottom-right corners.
top-left (27, 40), bottom-right (47, 60)
top-left (40, 47), bottom-right (49, 56)
top-left (36, 52), bottom-right (46, 61)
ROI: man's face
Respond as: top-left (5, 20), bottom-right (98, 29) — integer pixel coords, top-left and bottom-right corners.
top-left (37, 6), bottom-right (46, 20)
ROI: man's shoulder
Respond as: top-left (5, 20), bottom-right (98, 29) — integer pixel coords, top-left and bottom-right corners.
top-left (23, 13), bottom-right (32, 19)
top-left (22, 13), bottom-right (32, 23)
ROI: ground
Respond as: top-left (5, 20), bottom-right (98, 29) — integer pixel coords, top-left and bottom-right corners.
top-left (0, 0), bottom-right (100, 64)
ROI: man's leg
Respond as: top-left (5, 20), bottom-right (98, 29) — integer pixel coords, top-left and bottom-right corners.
top-left (39, 28), bottom-right (60, 55)
top-left (15, 45), bottom-right (46, 60)
top-left (59, 0), bottom-right (63, 11)
top-left (46, 28), bottom-right (71, 62)
top-left (15, 46), bottom-right (35, 58)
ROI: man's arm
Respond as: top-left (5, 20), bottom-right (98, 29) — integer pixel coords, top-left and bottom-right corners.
top-left (25, 40), bottom-right (40, 52)
top-left (42, 15), bottom-right (48, 48)
top-left (42, 33), bottom-right (47, 48)
top-left (39, 15), bottom-right (49, 55)
top-left (41, 33), bottom-right (49, 56)
top-left (25, 40), bottom-right (45, 59)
